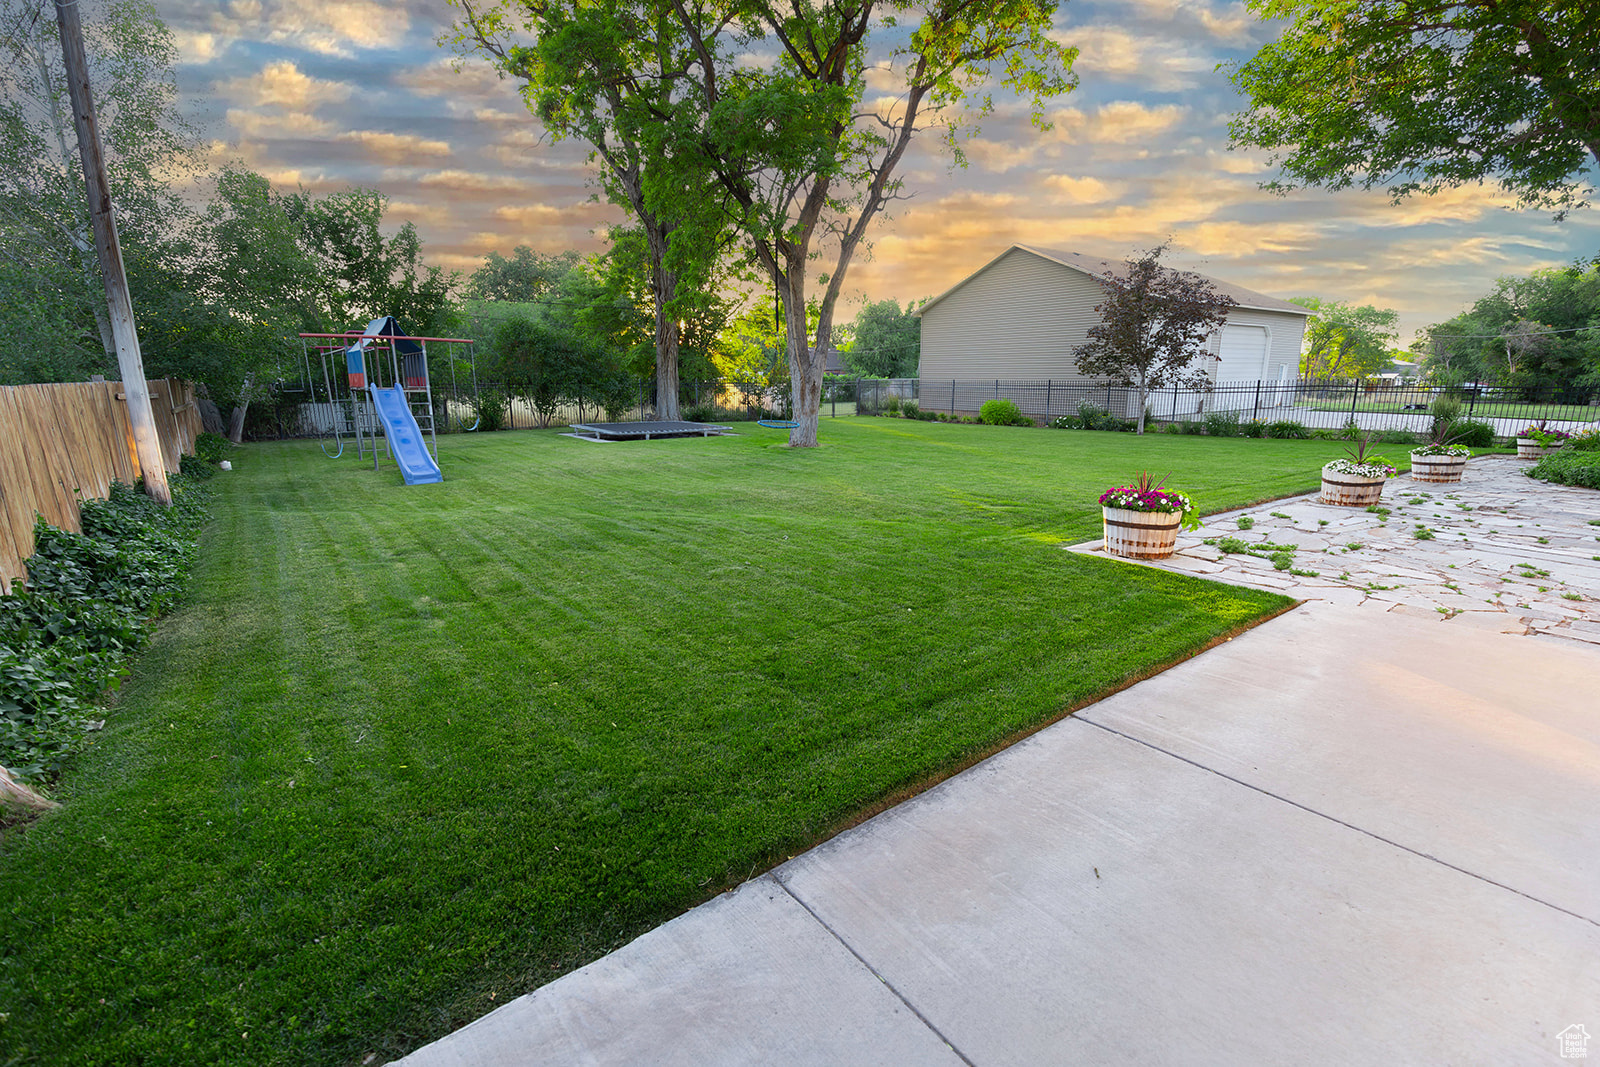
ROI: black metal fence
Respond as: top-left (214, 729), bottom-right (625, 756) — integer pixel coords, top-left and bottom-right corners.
top-left (862, 377), bottom-right (1599, 437)
top-left (258, 375), bottom-right (1598, 440)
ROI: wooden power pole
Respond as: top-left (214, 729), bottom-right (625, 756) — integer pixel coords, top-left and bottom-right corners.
top-left (55, 0), bottom-right (171, 505)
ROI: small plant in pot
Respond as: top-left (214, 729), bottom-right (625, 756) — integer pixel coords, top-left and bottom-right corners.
top-left (1099, 471), bottom-right (1201, 560)
top-left (1517, 421), bottom-right (1570, 458)
top-left (1321, 434), bottom-right (1396, 506)
top-left (1410, 423), bottom-right (1471, 484)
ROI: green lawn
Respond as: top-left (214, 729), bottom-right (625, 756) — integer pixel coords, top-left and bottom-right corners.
top-left (1295, 398), bottom-right (1598, 422)
top-left (1, 421), bottom-right (1354, 1065)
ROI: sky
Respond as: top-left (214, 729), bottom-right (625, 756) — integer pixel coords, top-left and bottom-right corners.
top-left (150, 0), bottom-right (1600, 347)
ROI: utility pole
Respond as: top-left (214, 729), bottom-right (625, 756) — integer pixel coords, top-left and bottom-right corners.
top-left (55, 0), bottom-right (170, 504)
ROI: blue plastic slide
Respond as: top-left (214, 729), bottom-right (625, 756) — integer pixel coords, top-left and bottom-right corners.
top-left (368, 384), bottom-right (442, 485)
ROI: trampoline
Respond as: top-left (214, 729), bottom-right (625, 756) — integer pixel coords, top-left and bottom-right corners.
top-left (568, 421), bottom-right (733, 441)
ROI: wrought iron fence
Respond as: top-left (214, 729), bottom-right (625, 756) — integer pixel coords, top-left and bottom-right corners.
top-left (256, 374), bottom-right (1598, 440)
top-left (864, 377), bottom-right (1599, 437)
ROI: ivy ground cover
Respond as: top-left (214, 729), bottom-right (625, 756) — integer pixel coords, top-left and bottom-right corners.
top-left (0, 422), bottom-right (1358, 1064)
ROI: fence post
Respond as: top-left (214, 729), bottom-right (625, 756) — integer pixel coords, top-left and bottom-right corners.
top-left (950, 380), bottom-right (956, 415)
top-left (1252, 379), bottom-right (1262, 422)
top-left (1349, 378), bottom-right (1360, 421)
top-left (994, 379), bottom-right (1000, 400)
top-left (1045, 379), bottom-right (1051, 420)
top-left (1465, 383), bottom-right (1477, 421)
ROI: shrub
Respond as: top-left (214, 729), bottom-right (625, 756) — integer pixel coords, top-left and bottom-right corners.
top-left (1373, 429), bottom-right (1420, 445)
top-left (179, 453), bottom-right (216, 480)
top-left (901, 400), bottom-right (920, 418)
top-left (1447, 419), bottom-right (1496, 448)
top-left (683, 402), bottom-right (718, 423)
top-left (1203, 410), bottom-right (1241, 437)
top-left (980, 398), bottom-right (1030, 426)
top-left (194, 432), bottom-right (231, 464)
top-left (1264, 419), bottom-right (1309, 439)
top-left (1240, 419), bottom-right (1265, 438)
top-left (882, 395), bottom-right (902, 415)
top-left (1178, 420), bottom-right (1204, 435)
top-left (1, 475), bottom-right (211, 784)
top-left (917, 409), bottom-right (939, 421)
top-left (474, 388), bottom-right (510, 432)
top-left (1526, 449), bottom-right (1600, 489)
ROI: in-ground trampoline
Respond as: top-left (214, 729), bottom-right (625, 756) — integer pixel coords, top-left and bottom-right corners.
top-left (568, 421), bottom-right (733, 441)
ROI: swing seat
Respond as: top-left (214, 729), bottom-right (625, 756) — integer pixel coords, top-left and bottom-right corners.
top-left (758, 419), bottom-right (800, 429)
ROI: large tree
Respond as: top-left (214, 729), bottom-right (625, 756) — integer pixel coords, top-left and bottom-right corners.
top-left (1227, 0), bottom-right (1600, 217)
top-left (666, 0), bottom-right (1075, 446)
top-left (450, 0), bottom-right (731, 420)
top-left (1416, 263), bottom-right (1600, 395)
top-left (1290, 298), bottom-right (1399, 379)
top-left (0, 0), bottom-right (202, 373)
top-left (201, 167), bottom-right (458, 439)
top-left (1072, 244), bottom-right (1237, 435)
top-left (464, 246), bottom-right (582, 303)
top-left (843, 298), bottom-right (922, 379)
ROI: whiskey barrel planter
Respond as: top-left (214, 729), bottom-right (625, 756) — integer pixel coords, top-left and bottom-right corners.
top-left (1102, 506), bottom-right (1181, 559)
top-left (1516, 438), bottom-right (1560, 460)
top-left (1320, 464), bottom-right (1387, 506)
top-left (1409, 452), bottom-right (1467, 483)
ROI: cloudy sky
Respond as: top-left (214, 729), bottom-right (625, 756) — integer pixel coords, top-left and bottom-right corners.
top-left (151, 0), bottom-right (1599, 345)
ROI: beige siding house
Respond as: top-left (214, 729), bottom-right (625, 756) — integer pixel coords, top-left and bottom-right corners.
top-left (916, 245), bottom-right (1312, 417)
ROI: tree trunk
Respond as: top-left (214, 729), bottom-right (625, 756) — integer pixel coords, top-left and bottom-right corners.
top-left (1, 765), bottom-right (58, 814)
top-left (652, 262), bottom-right (681, 421)
top-left (227, 375), bottom-right (252, 444)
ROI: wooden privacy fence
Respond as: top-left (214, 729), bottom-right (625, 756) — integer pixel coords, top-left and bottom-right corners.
top-left (0, 379), bottom-right (202, 592)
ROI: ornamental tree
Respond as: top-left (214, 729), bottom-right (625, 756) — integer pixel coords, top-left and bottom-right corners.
top-left (1072, 243), bottom-right (1237, 435)
top-left (1227, 0), bottom-right (1600, 218)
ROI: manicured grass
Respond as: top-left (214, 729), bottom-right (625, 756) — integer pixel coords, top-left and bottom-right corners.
top-left (1, 421), bottom-right (1352, 1065)
top-left (1295, 398), bottom-right (1597, 422)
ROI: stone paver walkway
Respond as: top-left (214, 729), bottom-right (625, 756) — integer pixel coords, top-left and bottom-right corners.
top-left (1072, 454), bottom-right (1600, 646)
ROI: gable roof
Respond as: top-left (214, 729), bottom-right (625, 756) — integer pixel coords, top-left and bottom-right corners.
top-left (917, 244), bottom-right (1314, 319)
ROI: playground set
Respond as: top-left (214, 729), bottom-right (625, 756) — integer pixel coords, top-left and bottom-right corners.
top-left (299, 318), bottom-right (478, 485)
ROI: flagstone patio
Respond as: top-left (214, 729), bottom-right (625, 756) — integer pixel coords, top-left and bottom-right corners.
top-left (1072, 453), bottom-right (1600, 646)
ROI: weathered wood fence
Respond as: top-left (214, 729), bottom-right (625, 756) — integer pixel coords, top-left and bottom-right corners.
top-left (0, 379), bottom-right (202, 592)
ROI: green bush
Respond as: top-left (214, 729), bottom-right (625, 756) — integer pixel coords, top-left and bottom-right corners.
top-left (1446, 419), bottom-right (1496, 447)
top-left (683, 402), bottom-right (718, 423)
top-left (1526, 450), bottom-right (1600, 489)
top-left (980, 398), bottom-right (1031, 426)
top-left (901, 400), bottom-right (920, 418)
top-left (1203, 410), bottom-right (1241, 437)
top-left (882, 395), bottom-right (902, 415)
top-left (474, 388), bottom-right (510, 432)
top-left (917, 409), bottom-right (939, 421)
top-left (1178, 420), bottom-right (1204, 435)
top-left (1372, 429), bottom-right (1420, 445)
top-left (1264, 419), bottom-right (1309, 439)
top-left (1240, 419), bottom-right (1265, 438)
top-left (1568, 427), bottom-right (1600, 451)
top-left (1, 475), bottom-right (211, 783)
top-left (193, 431), bottom-right (231, 464)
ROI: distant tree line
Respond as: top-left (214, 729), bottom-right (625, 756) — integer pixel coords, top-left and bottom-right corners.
top-left (1413, 264), bottom-right (1600, 399)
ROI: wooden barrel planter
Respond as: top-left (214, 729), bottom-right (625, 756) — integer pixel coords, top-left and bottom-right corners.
top-left (1409, 453), bottom-right (1467, 483)
top-left (1516, 438), bottom-right (1560, 460)
top-left (1320, 465), bottom-right (1387, 506)
top-left (1102, 507), bottom-right (1181, 559)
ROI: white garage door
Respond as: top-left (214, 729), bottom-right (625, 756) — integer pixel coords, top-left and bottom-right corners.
top-left (1217, 325), bottom-right (1268, 382)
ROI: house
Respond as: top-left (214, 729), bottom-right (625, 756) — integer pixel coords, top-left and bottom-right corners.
top-left (915, 244), bottom-right (1313, 419)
